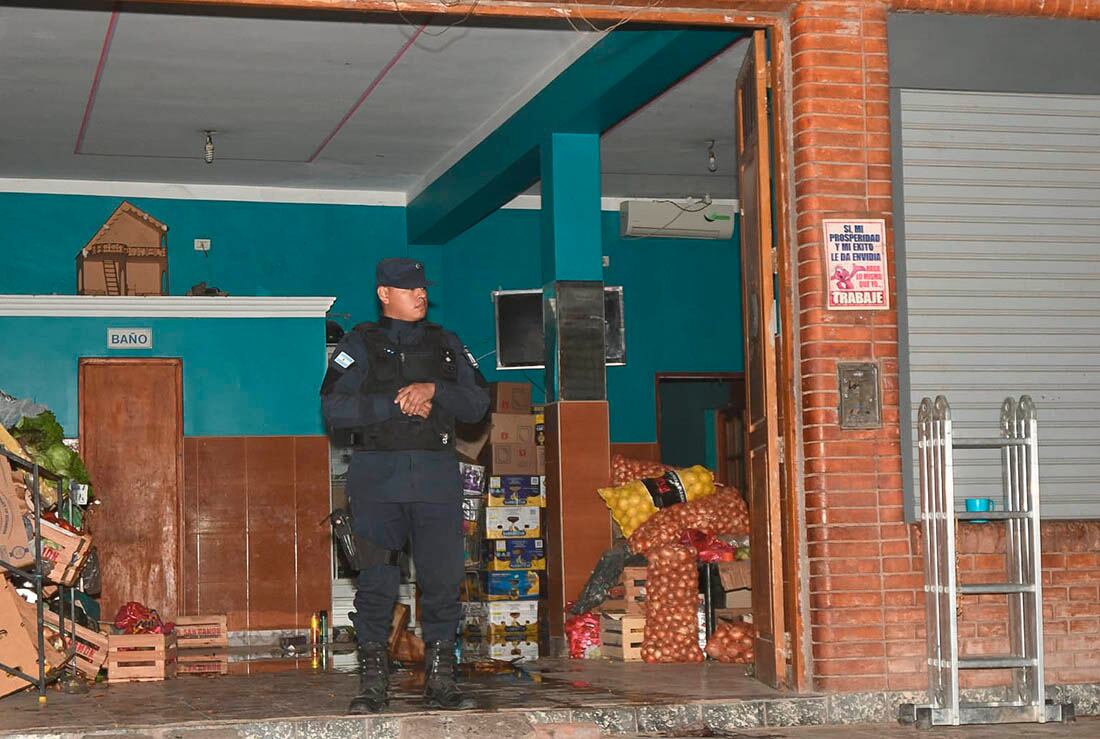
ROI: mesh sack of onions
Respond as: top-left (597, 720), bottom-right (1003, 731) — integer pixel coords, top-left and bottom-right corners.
top-left (705, 620), bottom-right (756, 664)
top-left (610, 454), bottom-right (672, 485)
top-left (641, 544), bottom-right (704, 663)
top-left (629, 486), bottom-right (750, 556)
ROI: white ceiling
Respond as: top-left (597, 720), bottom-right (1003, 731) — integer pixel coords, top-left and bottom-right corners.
top-left (0, 2), bottom-right (743, 200)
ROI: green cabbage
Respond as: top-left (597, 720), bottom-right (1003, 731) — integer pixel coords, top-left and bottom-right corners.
top-left (13, 411), bottom-right (64, 450)
top-left (13, 411), bottom-right (92, 485)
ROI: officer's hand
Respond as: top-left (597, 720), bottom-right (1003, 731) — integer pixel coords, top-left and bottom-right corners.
top-left (396, 382), bottom-right (436, 416)
top-left (406, 400), bottom-right (432, 419)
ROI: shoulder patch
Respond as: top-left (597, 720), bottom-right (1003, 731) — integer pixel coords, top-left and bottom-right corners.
top-left (462, 346), bottom-right (480, 369)
top-left (333, 351), bottom-right (355, 369)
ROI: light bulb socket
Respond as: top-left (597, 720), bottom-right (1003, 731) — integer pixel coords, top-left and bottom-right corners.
top-left (706, 140), bottom-right (717, 173)
top-left (203, 131), bottom-right (215, 165)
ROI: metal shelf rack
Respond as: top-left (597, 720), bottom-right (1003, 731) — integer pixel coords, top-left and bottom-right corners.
top-left (0, 445), bottom-right (76, 702)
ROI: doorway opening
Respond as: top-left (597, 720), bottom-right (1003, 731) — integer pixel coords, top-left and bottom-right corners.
top-left (656, 373), bottom-right (746, 491)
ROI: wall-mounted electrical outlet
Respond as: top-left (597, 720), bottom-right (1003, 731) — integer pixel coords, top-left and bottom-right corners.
top-left (194, 238), bottom-right (211, 252)
top-left (602, 255), bottom-right (610, 267)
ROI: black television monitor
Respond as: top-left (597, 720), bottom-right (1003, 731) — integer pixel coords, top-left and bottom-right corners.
top-left (493, 287), bottom-right (625, 370)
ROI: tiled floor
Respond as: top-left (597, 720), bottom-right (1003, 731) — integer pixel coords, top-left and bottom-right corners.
top-left (681, 719), bottom-right (1100, 737)
top-left (0, 649), bottom-right (774, 734)
top-left (0, 649), bottom-right (1093, 737)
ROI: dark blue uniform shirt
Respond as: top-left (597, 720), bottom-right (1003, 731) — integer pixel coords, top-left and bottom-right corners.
top-left (321, 317), bottom-right (489, 504)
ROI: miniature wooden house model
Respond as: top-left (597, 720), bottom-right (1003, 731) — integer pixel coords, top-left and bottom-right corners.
top-left (76, 202), bottom-right (169, 296)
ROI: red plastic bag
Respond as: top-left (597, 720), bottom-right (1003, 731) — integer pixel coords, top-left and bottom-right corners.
top-left (113, 601), bottom-right (175, 635)
top-left (564, 607), bottom-right (600, 659)
top-left (680, 528), bottom-right (735, 563)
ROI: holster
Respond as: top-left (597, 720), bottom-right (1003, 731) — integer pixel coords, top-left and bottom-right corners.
top-left (328, 507), bottom-right (401, 570)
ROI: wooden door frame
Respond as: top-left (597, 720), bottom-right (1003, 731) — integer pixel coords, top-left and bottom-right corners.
top-left (124, 0), bottom-right (808, 692)
top-left (78, 358), bottom-right (185, 615)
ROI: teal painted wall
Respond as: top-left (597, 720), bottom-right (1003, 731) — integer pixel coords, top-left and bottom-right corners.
top-left (440, 208), bottom-right (743, 443)
top-left (0, 193), bottom-right (740, 442)
top-left (0, 316), bottom-right (326, 436)
top-left (0, 193), bottom-right (430, 328)
top-left (0, 192), bottom-right (446, 437)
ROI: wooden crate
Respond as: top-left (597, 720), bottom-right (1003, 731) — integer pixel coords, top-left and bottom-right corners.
top-left (175, 615), bottom-right (228, 649)
top-left (41, 609), bottom-right (109, 679)
top-left (107, 633), bottom-right (177, 683)
top-left (600, 612), bottom-right (645, 662)
top-left (177, 650), bottom-right (229, 676)
top-left (599, 566), bottom-right (647, 615)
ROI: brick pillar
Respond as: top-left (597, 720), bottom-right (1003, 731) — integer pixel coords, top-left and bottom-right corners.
top-left (790, 0), bottom-right (911, 692)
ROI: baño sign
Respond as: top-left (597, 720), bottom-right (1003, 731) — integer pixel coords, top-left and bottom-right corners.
top-left (107, 327), bottom-right (153, 349)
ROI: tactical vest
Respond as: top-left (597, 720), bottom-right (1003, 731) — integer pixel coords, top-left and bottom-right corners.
top-left (354, 322), bottom-right (458, 452)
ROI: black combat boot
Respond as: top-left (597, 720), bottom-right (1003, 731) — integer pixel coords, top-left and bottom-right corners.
top-left (348, 641), bottom-right (389, 714)
top-left (423, 640), bottom-right (474, 710)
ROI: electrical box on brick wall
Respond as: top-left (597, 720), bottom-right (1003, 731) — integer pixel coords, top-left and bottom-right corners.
top-left (838, 362), bottom-right (881, 430)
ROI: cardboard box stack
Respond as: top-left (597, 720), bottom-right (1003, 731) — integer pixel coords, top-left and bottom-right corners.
top-left (457, 382), bottom-right (547, 662)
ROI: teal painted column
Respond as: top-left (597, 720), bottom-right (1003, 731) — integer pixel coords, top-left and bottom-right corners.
top-left (540, 132), bottom-right (605, 402)
top-left (538, 133), bottom-right (610, 638)
top-left (540, 132), bottom-right (602, 282)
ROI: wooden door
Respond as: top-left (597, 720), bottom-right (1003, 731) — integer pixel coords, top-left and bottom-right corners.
top-left (80, 359), bottom-right (183, 622)
top-left (736, 30), bottom-right (786, 688)
top-left (716, 407), bottom-right (746, 492)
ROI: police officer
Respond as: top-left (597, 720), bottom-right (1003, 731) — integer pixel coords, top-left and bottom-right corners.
top-left (321, 258), bottom-right (489, 714)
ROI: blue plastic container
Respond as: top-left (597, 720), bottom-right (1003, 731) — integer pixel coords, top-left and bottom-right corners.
top-left (965, 497), bottom-right (995, 523)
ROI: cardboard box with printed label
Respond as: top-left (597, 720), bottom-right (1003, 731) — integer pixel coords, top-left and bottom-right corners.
top-left (479, 570), bottom-right (540, 601)
top-left (41, 607), bottom-right (109, 678)
top-left (483, 506), bottom-right (541, 539)
top-left (489, 413), bottom-right (537, 446)
top-left (484, 538), bottom-right (546, 571)
top-left (488, 635), bottom-right (539, 662)
top-left (1, 579), bottom-right (67, 697)
top-left (461, 602), bottom-right (488, 635)
top-left (533, 411), bottom-right (545, 446)
top-left (490, 443), bottom-right (538, 475)
top-left (462, 496), bottom-right (482, 534)
top-left (491, 382), bottom-right (532, 414)
top-left (0, 487), bottom-right (92, 586)
top-left (461, 601), bottom-right (540, 636)
top-left (487, 600), bottom-right (540, 634)
top-left (460, 632), bottom-right (540, 663)
top-left (487, 475), bottom-right (546, 507)
top-left (1, 458), bottom-right (93, 586)
top-left (460, 462), bottom-right (486, 495)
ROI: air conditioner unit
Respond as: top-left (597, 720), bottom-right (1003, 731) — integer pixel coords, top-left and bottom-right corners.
top-left (619, 200), bottom-right (736, 240)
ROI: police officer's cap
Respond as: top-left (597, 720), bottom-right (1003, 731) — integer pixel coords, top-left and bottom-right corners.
top-left (376, 257), bottom-right (432, 289)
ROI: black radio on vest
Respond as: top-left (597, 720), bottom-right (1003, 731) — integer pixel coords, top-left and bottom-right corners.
top-left (353, 322), bottom-right (457, 451)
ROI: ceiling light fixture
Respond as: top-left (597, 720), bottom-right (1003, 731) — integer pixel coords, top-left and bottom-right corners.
top-left (203, 130), bottom-right (216, 165)
top-left (706, 140), bottom-right (718, 173)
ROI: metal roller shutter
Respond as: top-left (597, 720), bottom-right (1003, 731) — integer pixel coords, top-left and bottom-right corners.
top-left (898, 89), bottom-right (1100, 520)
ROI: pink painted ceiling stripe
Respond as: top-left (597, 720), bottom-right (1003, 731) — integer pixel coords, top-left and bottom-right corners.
top-left (308, 23), bottom-right (427, 163)
top-left (75, 6), bottom-right (121, 155)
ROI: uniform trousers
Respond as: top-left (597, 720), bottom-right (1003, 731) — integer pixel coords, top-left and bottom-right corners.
top-left (349, 497), bottom-right (464, 645)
